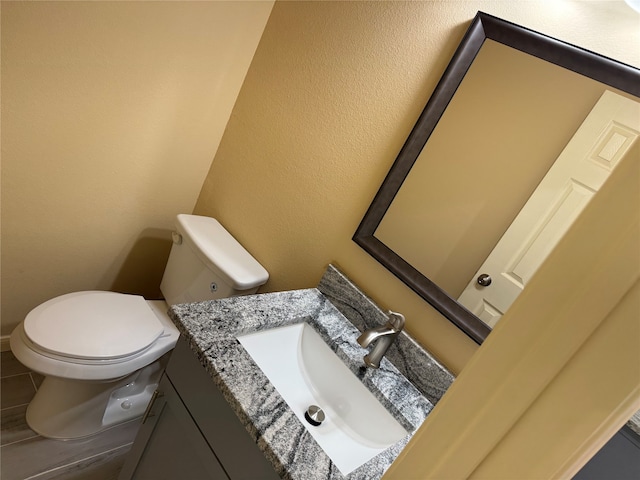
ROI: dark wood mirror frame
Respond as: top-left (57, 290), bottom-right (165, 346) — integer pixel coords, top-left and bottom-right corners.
top-left (353, 11), bottom-right (640, 345)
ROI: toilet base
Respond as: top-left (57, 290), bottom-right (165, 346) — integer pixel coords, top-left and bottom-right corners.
top-left (26, 354), bottom-right (168, 440)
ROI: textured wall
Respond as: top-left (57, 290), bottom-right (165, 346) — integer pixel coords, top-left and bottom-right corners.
top-left (1, 1), bottom-right (274, 336)
top-left (194, 0), bottom-right (640, 373)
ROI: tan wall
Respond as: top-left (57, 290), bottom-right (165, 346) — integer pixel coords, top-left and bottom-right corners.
top-left (194, 0), bottom-right (640, 373)
top-left (0, 1), bottom-right (274, 337)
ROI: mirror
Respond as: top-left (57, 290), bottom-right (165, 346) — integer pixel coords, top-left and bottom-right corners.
top-left (353, 12), bottom-right (640, 344)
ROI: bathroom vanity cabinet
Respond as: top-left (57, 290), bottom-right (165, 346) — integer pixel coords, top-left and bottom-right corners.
top-left (119, 272), bottom-right (441, 479)
top-left (118, 338), bottom-right (279, 480)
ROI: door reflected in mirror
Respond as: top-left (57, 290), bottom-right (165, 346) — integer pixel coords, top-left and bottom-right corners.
top-left (375, 43), bottom-right (640, 326)
top-left (454, 91), bottom-right (639, 326)
top-left (354, 12), bottom-right (640, 343)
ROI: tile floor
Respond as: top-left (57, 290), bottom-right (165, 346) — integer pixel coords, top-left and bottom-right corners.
top-left (1, 351), bottom-right (140, 480)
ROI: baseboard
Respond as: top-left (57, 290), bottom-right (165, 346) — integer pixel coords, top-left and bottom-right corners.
top-left (1, 335), bottom-right (11, 352)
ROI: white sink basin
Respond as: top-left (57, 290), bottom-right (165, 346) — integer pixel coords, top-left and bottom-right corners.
top-left (237, 322), bottom-right (408, 475)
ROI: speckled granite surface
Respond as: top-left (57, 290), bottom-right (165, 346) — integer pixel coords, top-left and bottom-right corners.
top-left (318, 265), bottom-right (454, 405)
top-left (167, 262), bottom-right (640, 476)
top-left (168, 266), bottom-right (436, 479)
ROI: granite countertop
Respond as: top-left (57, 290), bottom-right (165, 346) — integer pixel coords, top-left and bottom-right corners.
top-left (167, 266), bottom-right (453, 479)
top-left (169, 263), bottom-right (640, 478)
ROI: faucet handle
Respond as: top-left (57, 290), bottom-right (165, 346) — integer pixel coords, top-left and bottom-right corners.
top-left (387, 311), bottom-right (405, 332)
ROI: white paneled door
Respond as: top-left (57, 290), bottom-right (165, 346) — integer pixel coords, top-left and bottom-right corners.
top-left (458, 90), bottom-right (640, 327)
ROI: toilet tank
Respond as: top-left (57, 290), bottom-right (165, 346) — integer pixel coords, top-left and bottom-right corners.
top-left (160, 215), bottom-right (269, 306)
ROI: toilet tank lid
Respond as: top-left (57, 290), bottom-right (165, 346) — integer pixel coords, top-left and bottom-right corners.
top-left (176, 215), bottom-right (269, 290)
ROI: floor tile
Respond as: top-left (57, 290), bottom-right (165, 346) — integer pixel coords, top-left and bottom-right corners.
top-left (27, 443), bottom-right (132, 480)
top-left (1, 404), bottom-right (38, 446)
top-left (31, 372), bottom-right (45, 390)
top-left (0, 418), bottom-right (140, 480)
top-left (1, 374), bottom-right (37, 409)
top-left (1, 351), bottom-right (30, 377)
top-left (1, 353), bottom-right (143, 480)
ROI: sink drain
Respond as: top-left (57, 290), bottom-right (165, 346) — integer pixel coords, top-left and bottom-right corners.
top-left (304, 405), bottom-right (325, 426)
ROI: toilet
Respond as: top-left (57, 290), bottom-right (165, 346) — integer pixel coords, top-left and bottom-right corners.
top-left (10, 214), bottom-right (268, 440)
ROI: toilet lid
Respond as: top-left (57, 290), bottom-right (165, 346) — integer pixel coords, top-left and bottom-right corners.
top-left (23, 291), bottom-right (165, 360)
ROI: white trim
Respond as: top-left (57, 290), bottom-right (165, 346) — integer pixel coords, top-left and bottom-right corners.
top-left (1, 335), bottom-right (12, 352)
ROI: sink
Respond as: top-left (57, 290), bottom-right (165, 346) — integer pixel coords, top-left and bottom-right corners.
top-left (237, 322), bottom-right (408, 475)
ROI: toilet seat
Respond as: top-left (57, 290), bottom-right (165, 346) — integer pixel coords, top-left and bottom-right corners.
top-left (24, 291), bottom-right (165, 361)
top-left (12, 298), bottom-right (179, 381)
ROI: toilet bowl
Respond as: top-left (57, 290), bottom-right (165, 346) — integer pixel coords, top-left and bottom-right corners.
top-left (10, 214), bottom-right (269, 439)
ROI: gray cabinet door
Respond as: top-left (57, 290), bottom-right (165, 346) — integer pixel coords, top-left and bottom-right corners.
top-left (166, 338), bottom-right (280, 480)
top-left (120, 337), bottom-right (280, 480)
top-left (119, 375), bottom-right (229, 480)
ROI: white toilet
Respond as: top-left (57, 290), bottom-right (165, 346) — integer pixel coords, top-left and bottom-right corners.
top-left (10, 214), bottom-right (268, 440)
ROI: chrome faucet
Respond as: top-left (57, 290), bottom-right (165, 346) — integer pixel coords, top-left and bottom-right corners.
top-left (357, 311), bottom-right (405, 368)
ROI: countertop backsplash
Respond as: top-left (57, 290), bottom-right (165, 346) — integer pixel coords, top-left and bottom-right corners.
top-left (317, 264), bottom-right (454, 405)
top-left (317, 264), bottom-right (640, 437)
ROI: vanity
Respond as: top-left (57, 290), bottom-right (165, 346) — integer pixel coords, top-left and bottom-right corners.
top-left (119, 265), bottom-right (454, 479)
